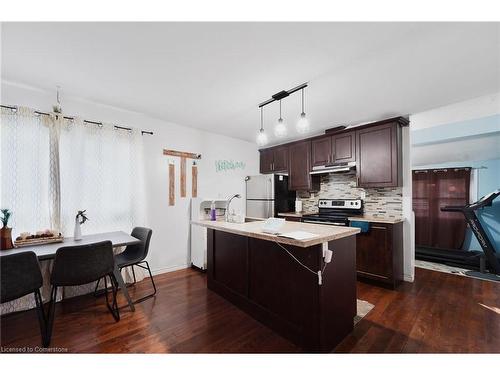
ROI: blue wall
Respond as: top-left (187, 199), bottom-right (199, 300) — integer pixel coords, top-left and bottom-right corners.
top-left (414, 158), bottom-right (500, 252)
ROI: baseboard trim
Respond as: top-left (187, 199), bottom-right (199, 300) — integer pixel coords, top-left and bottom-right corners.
top-left (151, 264), bottom-right (189, 276)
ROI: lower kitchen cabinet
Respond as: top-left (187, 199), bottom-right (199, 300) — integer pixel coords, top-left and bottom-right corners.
top-left (283, 216), bottom-right (301, 222)
top-left (355, 222), bottom-right (403, 288)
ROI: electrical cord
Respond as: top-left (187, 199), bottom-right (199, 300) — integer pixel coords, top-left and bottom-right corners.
top-left (273, 239), bottom-right (329, 284)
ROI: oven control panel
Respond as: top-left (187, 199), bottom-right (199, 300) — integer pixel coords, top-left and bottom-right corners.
top-left (318, 199), bottom-right (362, 210)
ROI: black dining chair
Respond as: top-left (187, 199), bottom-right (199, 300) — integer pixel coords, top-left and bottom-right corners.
top-left (46, 241), bottom-right (120, 345)
top-left (0, 251), bottom-right (48, 347)
top-left (95, 227), bottom-right (155, 304)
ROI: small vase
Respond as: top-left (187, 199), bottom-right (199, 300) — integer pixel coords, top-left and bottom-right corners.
top-left (74, 219), bottom-right (82, 241)
top-left (0, 226), bottom-right (14, 250)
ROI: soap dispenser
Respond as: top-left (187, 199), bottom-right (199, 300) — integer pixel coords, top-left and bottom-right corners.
top-left (210, 201), bottom-right (217, 221)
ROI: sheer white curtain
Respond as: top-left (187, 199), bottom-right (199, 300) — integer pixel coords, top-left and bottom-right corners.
top-left (58, 118), bottom-right (145, 236)
top-left (1, 107), bottom-right (51, 233)
top-left (1, 108), bottom-right (145, 237)
top-left (1, 107), bottom-right (53, 314)
top-left (1, 107), bottom-right (146, 313)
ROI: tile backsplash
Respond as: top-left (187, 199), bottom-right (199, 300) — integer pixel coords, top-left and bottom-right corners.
top-left (300, 173), bottom-right (403, 219)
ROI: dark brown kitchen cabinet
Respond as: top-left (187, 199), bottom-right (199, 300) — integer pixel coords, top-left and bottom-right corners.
top-left (259, 146), bottom-right (288, 174)
top-left (356, 121), bottom-right (402, 188)
top-left (311, 137), bottom-right (331, 166)
top-left (260, 117), bottom-right (406, 188)
top-left (311, 131), bottom-right (356, 167)
top-left (272, 146), bottom-right (288, 172)
top-left (259, 148), bottom-right (274, 174)
top-left (283, 216), bottom-right (301, 222)
top-left (332, 131), bottom-right (356, 163)
top-left (355, 221), bottom-right (403, 289)
top-left (288, 141), bottom-right (320, 191)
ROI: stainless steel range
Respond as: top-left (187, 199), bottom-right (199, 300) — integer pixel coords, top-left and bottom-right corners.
top-left (302, 199), bottom-right (363, 226)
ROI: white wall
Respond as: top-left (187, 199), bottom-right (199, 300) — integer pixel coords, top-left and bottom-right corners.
top-left (401, 126), bottom-right (415, 282)
top-left (410, 92), bottom-right (500, 130)
top-left (1, 81), bottom-right (260, 274)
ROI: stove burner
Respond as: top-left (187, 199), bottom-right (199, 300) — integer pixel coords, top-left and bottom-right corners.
top-left (301, 198), bottom-right (364, 226)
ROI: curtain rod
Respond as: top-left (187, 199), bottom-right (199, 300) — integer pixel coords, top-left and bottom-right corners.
top-left (1, 104), bottom-right (154, 136)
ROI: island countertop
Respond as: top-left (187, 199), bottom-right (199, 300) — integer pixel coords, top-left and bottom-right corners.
top-left (191, 219), bottom-right (360, 248)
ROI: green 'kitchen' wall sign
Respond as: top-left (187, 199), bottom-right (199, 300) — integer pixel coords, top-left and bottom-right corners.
top-left (215, 160), bottom-right (246, 172)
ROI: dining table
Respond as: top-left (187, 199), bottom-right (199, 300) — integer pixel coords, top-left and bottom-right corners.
top-left (0, 231), bottom-right (140, 312)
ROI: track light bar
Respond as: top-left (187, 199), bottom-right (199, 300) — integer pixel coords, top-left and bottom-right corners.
top-left (258, 82), bottom-right (308, 108)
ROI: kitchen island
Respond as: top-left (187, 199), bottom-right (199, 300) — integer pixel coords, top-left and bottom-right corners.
top-left (191, 219), bottom-right (360, 352)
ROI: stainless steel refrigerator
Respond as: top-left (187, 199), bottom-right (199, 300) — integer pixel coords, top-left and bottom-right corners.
top-left (245, 174), bottom-right (295, 219)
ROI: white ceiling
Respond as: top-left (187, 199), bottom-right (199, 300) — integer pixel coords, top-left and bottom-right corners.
top-left (1, 22), bottom-right (499, 144)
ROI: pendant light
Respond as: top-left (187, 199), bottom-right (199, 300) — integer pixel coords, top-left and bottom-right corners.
top-left (274, 99), bottom-right (287, 138)
top-left (296, 87), bottom-right (310, 134)
top-left (52, 85), bottom-right (62, 114)
top-left (256, 107), bottom-right (268, 146)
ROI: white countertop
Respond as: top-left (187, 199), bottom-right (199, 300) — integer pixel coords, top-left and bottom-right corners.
top-left (277, 212), bottom-right (404, 224)
top-left (191, 219), bottom-right (360, 248)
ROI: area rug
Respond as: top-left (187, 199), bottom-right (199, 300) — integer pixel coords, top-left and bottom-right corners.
top-left (354, 299), bottom-right (374, 325)
top-left (415, 260), bottom-right (500, 282)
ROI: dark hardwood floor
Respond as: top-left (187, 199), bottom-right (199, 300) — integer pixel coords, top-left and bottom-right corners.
top-left (1, 267), bottom-right (499, 353)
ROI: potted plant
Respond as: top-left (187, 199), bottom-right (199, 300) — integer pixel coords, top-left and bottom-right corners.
top-left (1, 209), bottom-right (14, 250)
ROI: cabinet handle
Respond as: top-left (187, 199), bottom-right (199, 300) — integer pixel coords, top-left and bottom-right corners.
top-left (371, 225), bottom-right (387, 230)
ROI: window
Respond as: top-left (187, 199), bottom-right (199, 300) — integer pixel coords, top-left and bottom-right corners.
top-left (1, 107), bottom-right (144, 237)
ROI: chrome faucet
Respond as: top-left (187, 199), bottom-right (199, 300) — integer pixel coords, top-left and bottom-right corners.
top-left (225, 194), bottom-right (241, 222)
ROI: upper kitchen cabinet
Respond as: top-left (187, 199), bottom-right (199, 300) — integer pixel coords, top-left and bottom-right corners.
top-left (288, 140), bottom-right (320, 191)
top-left (259, 148), bottom-right (274, 174)
top-left (260, 116), bottom-right (407, 189)
top-left (332, 131), bottom-right (356, 163)
top-left (311, 131), bottom-right (356, 167)
top-left (356, 118), bottom-right (406, 188)
top-left (272, 146), bottom-right (289, 172)
top-left (311, 136), bottom-right (332, 166)
top-left (259, 146), bottom-right (289, 174)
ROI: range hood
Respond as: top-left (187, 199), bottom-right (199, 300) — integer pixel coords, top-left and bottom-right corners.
top-left (310, 161), bottom-right (356, 175)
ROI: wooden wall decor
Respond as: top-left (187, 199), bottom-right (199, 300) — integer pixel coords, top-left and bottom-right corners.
top-left (192, 162), bottom-right (198, 198)
top-left (169, 162), bottom-right (175, 206)
top-left (180, 157), bottom-right (187, 197)
top-left (163, 149), bottom-right (201, 205)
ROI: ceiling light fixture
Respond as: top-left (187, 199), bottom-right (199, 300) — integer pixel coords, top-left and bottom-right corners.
top-left (296, 87), bottom-right (310, 134)
top-left (256, 107), bottom-right (268, 146)
top-left (53, 85), bottom-right (62, 114)
top-left (274, 99), bottom-right (287, 138)
top-left (257, 82), bottom-right (308, 144)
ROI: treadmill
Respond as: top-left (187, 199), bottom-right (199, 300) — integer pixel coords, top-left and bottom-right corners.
top-left (416, 190), bottom-right (500, 278)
